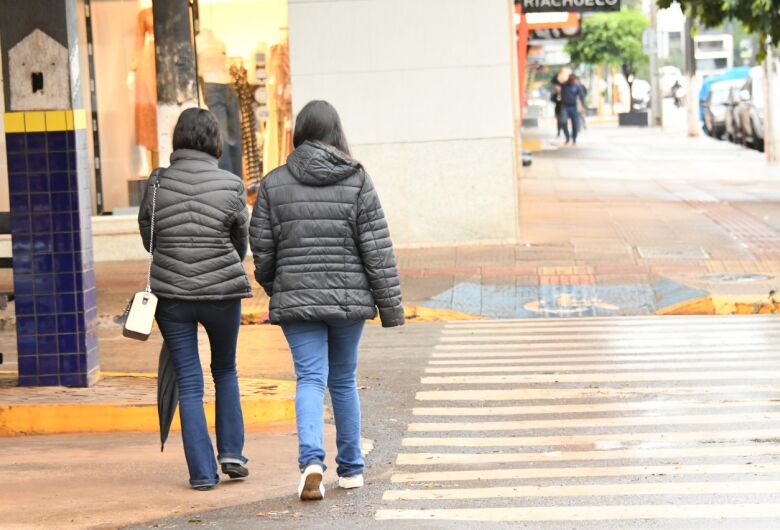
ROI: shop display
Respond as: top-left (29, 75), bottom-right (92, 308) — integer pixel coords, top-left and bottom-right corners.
top-left (264, 30), bottom-right (293, 173)
top-left (229, 62), bottom-right (262, 184)
top-left (129, 1), bottom-right (158, 164)
top-left (198, 29), bottom-right (243, 177)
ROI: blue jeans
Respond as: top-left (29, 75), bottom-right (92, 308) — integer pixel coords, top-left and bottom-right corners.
top-left (155, 298), bottom-right (247, 488)
top-left (562, 105), bottom-right (580, 142)
top-left (281, 320), bottom-right (365, 477)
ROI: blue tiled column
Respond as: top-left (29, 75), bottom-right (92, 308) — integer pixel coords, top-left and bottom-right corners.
top-left (5, 110), bottom-right (99, 387)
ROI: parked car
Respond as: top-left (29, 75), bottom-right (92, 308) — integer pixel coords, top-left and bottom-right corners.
top-left (724, 86), bottom-right (743, 143)
top-left (703, 79), bottom-right (745, 140)
top-left (736, 66), bottom-right (765, 151)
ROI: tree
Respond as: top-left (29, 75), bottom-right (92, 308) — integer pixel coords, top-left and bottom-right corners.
top-left (657, 0), bottom-right (780, 48)
top-left (566, 9), bottom-right (650, 110)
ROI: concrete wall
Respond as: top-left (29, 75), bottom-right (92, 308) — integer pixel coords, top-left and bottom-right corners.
top-left (288, 0), bottom-right (519, 247)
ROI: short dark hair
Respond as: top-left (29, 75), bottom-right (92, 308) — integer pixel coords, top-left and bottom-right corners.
top-left (172, 107), bottom-right (223, 159)
top-left (293, 100), bottom-right (350, 154)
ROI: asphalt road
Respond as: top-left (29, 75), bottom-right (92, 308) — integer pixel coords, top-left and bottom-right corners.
top-left (126, 316), bottom-right (780, 529)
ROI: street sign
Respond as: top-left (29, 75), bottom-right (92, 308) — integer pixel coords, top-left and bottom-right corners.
top-left (530, 26), bottom-right (581, 40)
top-left (642, 28), bottom-right (657, 55)
top-left (517, 0), bottom-right (621, 13)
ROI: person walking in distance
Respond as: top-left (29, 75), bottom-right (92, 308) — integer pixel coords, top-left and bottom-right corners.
top-left (561, 73), bottom-right (588, 145)
top-left (249, 100), bottom-right (404, 501)
top-left (138, 108), bottom-right (252, 491)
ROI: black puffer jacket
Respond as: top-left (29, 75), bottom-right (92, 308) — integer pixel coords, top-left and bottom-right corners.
top-left (249, 141), bottom-right (404, 327)
top-left (138, 149), bottom-right (252, 300)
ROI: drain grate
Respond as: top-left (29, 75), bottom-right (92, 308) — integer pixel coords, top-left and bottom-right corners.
top-left (699, 273), bottom-right (773, 283)
top-left (637, 246), bottom-right (710, 259)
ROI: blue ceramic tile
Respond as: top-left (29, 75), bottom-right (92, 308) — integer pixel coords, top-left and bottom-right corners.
top-left (54, 233), bottom-right (73, 252)
top-left (6, 133), bottom-right (26, 153)
top-left (75, 273), bottom-right (83, 291)
top-left (86, 351), bottom-right (99, 372)
top-left (12, 234), bottom-right (33, 253)
top-left (61, 373), bottom-right (86, 387)
top-left (50, 172), bottom-right (71, 192)
top-left (9, 174), bottom-right (28, 194)
top-left (38, 355), bottom-right (59, 375)
top-left (33, 233), bottom-right (53, 253)
top-left (76, 293), bottom-right (84, 311)
top-left (10, 193), bottom-right (30, 213)
top-left (34, 294), bottom-right (56, 314)
top-left (51, 193), bottom-right (72, 212)
top-left (26, 154), bottom-right (48, 173)
top-left (31, 214), bottom-right (52, 233)
top-left (37, 315), bottom-right (57, 334)
top-left (52, 213), bottom-right (73, 232)
top-left (26, 132), bottom-right (46, 152)
top-left (10, 213), bottom-right (30, 234)
top-left (79, 330), bottom-right (88, 349)
top-left (38, 375), bottom-right (60, 386)
top-left (54, 253), bottom-right (74, 272)
top-left (49, 151), bottom-right (69, 172)
top-left (57, 314), bottom-right (78, 333)
top-left (58, 334), bottom-right (79, 354)
top-left (18, 356), bottom-right (37, 374)
top-left (86, 332), bottom-right (98, 350)
top-left (58, 353), bottom-right (81, 373)
top-left (13, 254), bottom-right (33, 274)
top-left (14, 295), bottom-right (34, 316)
top-left (37, 334), bottom-right (58, 354)
top-left (33, 254), bottom-right (54, 274)
top-left (14, 275), bottom-right (34, 295)
top-left (7, 153), bottom-right (27, 174)
top-left (72, 232), bottom-right (82, 252)
top-left (18, 376), bottom-right (38, 386)
top-left (29, 173), bottom-right (50, 193)
top-left (47, 132), bottom-right (68, 151)
top-left (30, 193), bottom-right (50, 212)
top-left (56, 293), bottom-right (77, 313)
top-left (16, 316), bottom-right (36, 335)
top-left (84, 287), bottom-right (97, 309)
top-left (56, 273), bottom-right (75, 292)
top-left (67, 152), bottom-right (77, 171)
top-left (33, 273), bottom-right (54, 293)
top-left (17, 337), bottom-right (37, 356)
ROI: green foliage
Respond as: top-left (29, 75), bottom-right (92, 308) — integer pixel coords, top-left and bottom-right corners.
top-left (658, 0), bottom-right (780, 46)
top-left (566, 10), bottom-right (650, 68)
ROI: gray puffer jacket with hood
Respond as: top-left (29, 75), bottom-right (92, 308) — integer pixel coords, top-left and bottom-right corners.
top-left (138, 149), bottom-right (252, 300)
top-left (249, 141), bottom-right (404, 327)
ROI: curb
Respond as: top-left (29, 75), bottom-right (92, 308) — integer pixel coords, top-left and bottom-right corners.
top-left (0, 374), bottom-right (296, 437)
top-left (240, 304), bottom-right (484, 325)
top-left (656, 294), bottom-right (779, 316)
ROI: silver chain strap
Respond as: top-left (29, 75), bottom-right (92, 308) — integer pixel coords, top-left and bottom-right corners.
top-left (145, 177), bottom-right (160, 293)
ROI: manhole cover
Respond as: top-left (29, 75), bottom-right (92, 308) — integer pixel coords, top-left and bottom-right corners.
top-left (637, 246), bottom-right (710, 259)
top-left (699, 273), bottom-right (773, 283)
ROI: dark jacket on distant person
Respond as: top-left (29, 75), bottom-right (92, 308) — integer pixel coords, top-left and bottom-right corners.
top-left (249, 140), bottom-right (404, 327)
top-left (138, 149), bottom-right (252, 300)
top-left (561, 82), bottom-right (587, 107)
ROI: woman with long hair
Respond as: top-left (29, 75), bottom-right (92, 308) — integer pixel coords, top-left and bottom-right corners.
top-left (249, 100), bottom-right (404, 500)
top-left (138, 108), bottom-right (252, 490)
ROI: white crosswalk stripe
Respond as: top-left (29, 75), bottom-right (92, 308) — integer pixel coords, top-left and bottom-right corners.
top-left (376, 315), bottom-right (780, 527)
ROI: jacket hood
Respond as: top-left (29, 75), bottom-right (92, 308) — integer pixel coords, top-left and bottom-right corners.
top-left (286, 141), bottom-right (361, 186)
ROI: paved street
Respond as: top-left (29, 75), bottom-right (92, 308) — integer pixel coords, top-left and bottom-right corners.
top-left (126, 315), bottom-right (780, 529)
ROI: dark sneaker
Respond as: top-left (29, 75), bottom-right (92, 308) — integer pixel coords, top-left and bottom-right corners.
top-left (221, 463), bottom-right (249, 479)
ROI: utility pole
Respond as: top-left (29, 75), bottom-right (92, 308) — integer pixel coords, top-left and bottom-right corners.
top-left (684, 15), bottom-right (699, 137)
top-left (648, 2), bottom-right (662, 126)
top-left (765, 38), bottom-right (779, 162)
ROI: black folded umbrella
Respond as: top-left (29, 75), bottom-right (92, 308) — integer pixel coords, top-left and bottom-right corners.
top-left (157, 342), bottom-right (178, 452)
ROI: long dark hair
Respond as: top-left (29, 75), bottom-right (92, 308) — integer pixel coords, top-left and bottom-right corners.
top-left (172, 107), bottom-right (223, 159)
top-left (293, 100), bottom-right (350, 155)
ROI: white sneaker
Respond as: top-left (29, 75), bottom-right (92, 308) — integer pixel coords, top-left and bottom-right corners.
top-left (338, 474), bottom-right (364, 489)
top-left (297, 464), bottom-right (325, 501)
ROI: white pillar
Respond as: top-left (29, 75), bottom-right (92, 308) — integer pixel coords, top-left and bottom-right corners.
top-left (287, 0), bottom-right (519, 247)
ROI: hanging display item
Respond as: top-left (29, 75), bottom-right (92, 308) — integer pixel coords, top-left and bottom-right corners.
top-left (129, 5), bottom-right (158, 156)
top-left (264, 29), bottom-right (293, 173)
top-left (230, 62), bottom-right (262, 185)
top-left (197, 29), bottom-right (243, 177)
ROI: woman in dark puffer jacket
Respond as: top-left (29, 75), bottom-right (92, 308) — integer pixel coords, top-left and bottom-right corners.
top-left (139, 108), bottom-right (252, 491)
top-left (250, 100), bottom-right (404, 500)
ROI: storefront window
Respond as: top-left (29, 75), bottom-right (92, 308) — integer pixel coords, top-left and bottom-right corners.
top-left (89, 0), bottom-right (291, 213)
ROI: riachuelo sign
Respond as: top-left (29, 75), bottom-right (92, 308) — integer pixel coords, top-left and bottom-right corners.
top-left (518, 0), bottom-right (621, 13)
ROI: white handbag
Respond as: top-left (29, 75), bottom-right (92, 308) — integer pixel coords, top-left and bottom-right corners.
top-left (123, 176), bottom-right (161, 341)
